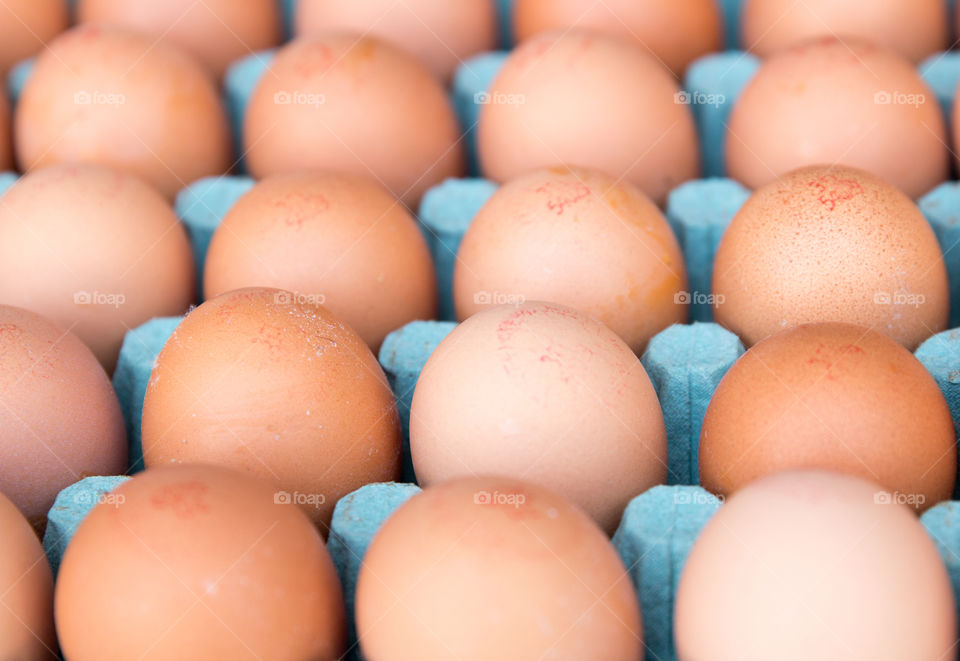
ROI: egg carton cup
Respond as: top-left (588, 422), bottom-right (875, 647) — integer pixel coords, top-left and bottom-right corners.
top-left (41, 472), bottom-right (960, 661)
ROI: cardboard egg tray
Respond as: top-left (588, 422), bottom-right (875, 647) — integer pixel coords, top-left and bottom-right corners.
top-left (7, 0), bottom-right (960, 659)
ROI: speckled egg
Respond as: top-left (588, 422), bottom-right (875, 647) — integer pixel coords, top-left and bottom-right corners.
top-left (478, 30), bottom-right (699, 206)
top-left (454, 167), bottom-right (688, 353)
top-left (712, 165), bottom-right (948, 349)
top-left (726, 38), bottom-right (948, 199)
top-left (141, 288), bottom-right (401, 530)
top-left (699, 323), bottom-right (956, 510)
top-left (411, 301), bottom-right (667, 534)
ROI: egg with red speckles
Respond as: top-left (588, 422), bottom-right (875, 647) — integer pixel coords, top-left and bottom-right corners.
top-left (454, 167), bottom-right (688, 354)
top-left (410, 301), bottom-right (667, 534)
top-left (699, 323), bottom-right (956, 510)
top-left (726, 38), bottom-right (948, 199)
top-left (141, 287), bottom-right (401, 530)
top-left (478, 29), bottom-right (699, 206)
top-left (712, 164), bottom-right (948, 350)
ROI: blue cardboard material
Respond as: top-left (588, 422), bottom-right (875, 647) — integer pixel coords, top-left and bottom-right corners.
top-left (378, 321), bottom-right (457, 482)
top-left (613, 485), bottom-right (722, 661)
top-left (665, 178), bottom-right (751, 322)
top-left (920, 182), bottom-right (960, 328)
top-left (328, 482), bottom-right (422, 661)
top-left (223, 51), bottom-right (276, 172)
top-left (451, 51), bottom-right (510, 175)
top-left (42, 475), bottom-right (131, 577)
top-left (418, 178), bottom-right (498, 320)
top-left (641, 323), bottom-right (745, 485)
top-left (915, 328), bottom-right (960, 499)
top-left (112, 317), bottom-right (182, 472)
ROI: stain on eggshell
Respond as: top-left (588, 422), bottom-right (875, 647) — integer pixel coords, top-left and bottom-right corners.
top-left (0, 305), bottom-right (127, 532)
top-left (726, 38), bottom-right (948, 199)
top-left (712, 164), bottom-right (948, 350)
top-left (15, 25), bottom-right (232, 199)
top-left (203, 172), bottom-right (437, 352)
top-left (478, 29), bottom-right (699, 206)
top-left (76, 0), bottom-right (282, 78)
top-left (699, 323), bottom-right (956, 510)
top-left (244, 35), bottom-right (464, 206)
top-left (514, 0), bottom-right (722, 75)
top-left (55, 465), bottom-right (346, 661)
top-left (411, 301), bottom-right (668, 534)
top-left (0, 164), bottom-right (196, 372)
top-left (356, 476), bottom-right (643, 661)
top-left (141, 287), bottom-right (401, 530)
top-left (295, 0), bottom-right (497, 82)
top-left (454, 167), bottom-right (688, 354)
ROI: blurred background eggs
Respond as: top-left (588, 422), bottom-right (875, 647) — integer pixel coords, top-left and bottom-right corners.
top-left (0, 491), bottom-right (57, 661)
top-left (0, 0), bottom-right (68, 74)
top-left (712, 165), bottom-right (948, 349)
top-left (742, 0), bottom-right (948, 62)
top-left (55, 465), bottom-right (346, 661)
top-left (356, 476), bottom-right (643, 661)
top-left (0, 90), bottom-right (10, 171)
top-left (513, 0), bottom-right (722, 75)
top-left (203, 172), bottom-right (437, 352)
top-left (0, 164), bottom-right (195, 371)
top-left (0, 304), bottom-right (126, 532)
top-left (411, 301), bottom-right (667, 534)
top-left (726, 38), bottom-right (947, 198)
top-left (76, 0), bottom-right (283, 78)
top-left (141, 288), bottom-right (401, 530)
top-left (675, 471), bottom-right (957, 661)
top-left (15, 25), bottom-right (232, 199)
top-left (699, 322), bottom-right (956, 510)
top-left (244, 34), bottom-right (464, 206)
top-left (454, 167), bottom-right (688, 353)
top-left (295, 0), bottom-right (498, 82)
top-left (478, 29), bottom-right (699, 206)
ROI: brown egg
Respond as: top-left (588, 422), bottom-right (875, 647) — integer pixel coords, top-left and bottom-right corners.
top-left (55, 465), bottom-right (346, 661)
top-left (726, 38), bottom-right (948, 199)
top-left (478, 30), bottom-right (699, 206)
top-left (77, 0), bottom-right (282, 78)
top-left (514, 0), bottom-right (722, 75)
top-left (15, 25), bottom-right (232, 199)
top-left (203, 172), bottom-right (437, 352)
top-left (245, 35), bottom-right (464, 207)
top-left (141, 287), bottom-right (401, 530)
top-left (0, 164), bottom-right (195, 371)
top-left (742, 0), bottom-right (947, 63)
top-left (0, 305), bottom-right (127, 530)
top-left (700, 323), bottom-right (956, 510)
top-left (0, 491), bottom-right (57, 661)
top-left (0, 0), bottom-right (68, 74)
top-left (356, 476), bottom-right (643, 661)
top-left (411, 301), bottom-right (667, 534)
top-left (0, 90), bottom-right (11, 171)
top-left (712, 165), bottom-right (948, 349)
top-left (676, 470), bottom-right (957, 660)
top-left (454, 167), bottom-right (688, 353)
top-left (295, 0), bottom-right (497, 82)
